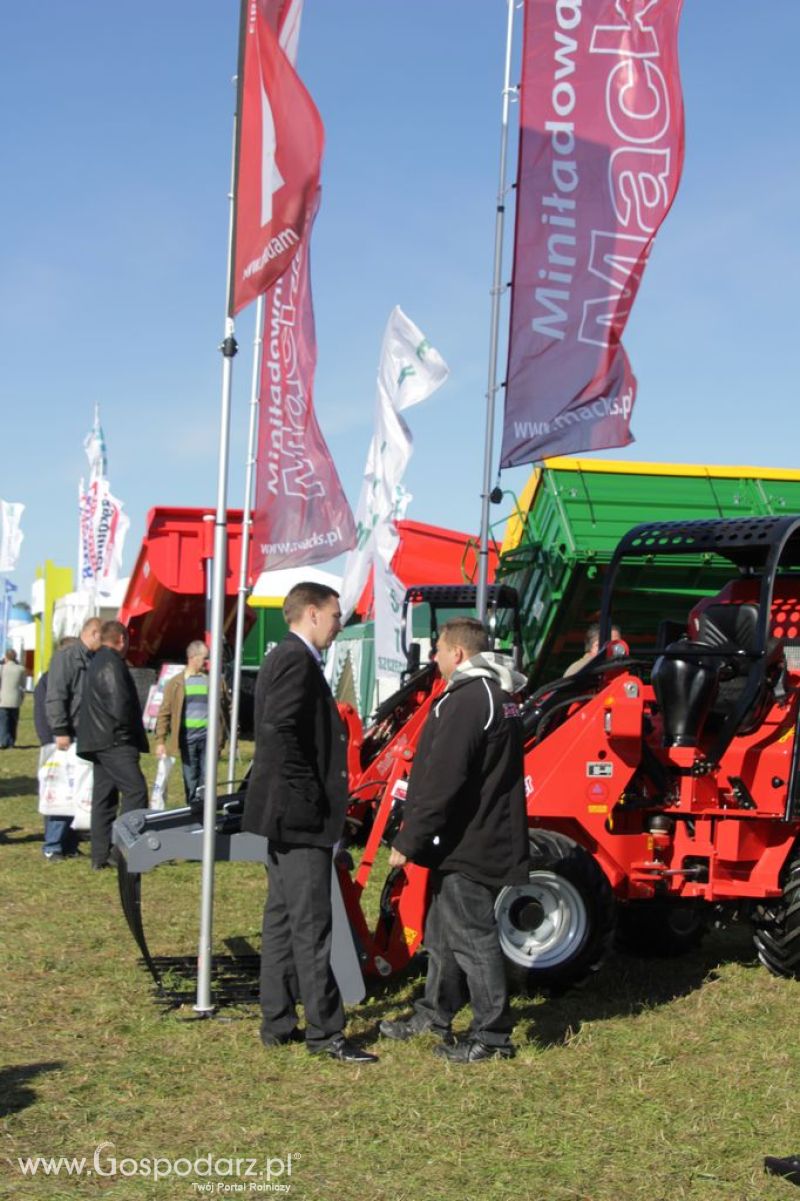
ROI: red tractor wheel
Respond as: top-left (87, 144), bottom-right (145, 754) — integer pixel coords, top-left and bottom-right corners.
top-left (753, 849), bottom-right (800, 979)
top-left (495, 829), bottom-right (615, 992)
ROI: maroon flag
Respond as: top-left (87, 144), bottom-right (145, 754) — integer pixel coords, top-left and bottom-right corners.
top-left (230, 0), bottom-right (323, 316)
top-left (249, 205), bottom-right (356, 576)
top-left (501, 0), bottom-right (685, 467)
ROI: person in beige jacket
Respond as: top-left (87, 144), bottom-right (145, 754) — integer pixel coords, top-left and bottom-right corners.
top-left (0, 649), bottom-right (26, 748)
top-left (155, 641), bottom-right (228, 804)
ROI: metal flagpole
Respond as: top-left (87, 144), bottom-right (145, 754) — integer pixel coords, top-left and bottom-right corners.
top-left (194, 82), bottom-right (241, 1016)
top-left (476, 0), bottom-right (518, 623)
top-left (226, 293), bottom-right (264, 794)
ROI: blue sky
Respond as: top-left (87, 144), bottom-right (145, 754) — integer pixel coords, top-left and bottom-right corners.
top-left (1, 2), bottom-right (798, 601)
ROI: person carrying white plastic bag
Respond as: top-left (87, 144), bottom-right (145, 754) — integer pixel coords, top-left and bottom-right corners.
top-left (38, 743), bottom-right (94, 831)
top-left (150, 753), bottom-right (174, 811)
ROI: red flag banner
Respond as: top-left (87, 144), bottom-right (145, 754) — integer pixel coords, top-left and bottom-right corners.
top-left (501, 0), bottom-right (685, 467)
top-left (230, 0), bottom-right (323, 316)
top-left (249, 206), bottom-right (356, 576)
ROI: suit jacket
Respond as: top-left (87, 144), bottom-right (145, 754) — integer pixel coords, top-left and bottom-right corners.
top-left (242, 633), bottom-right (349, 847)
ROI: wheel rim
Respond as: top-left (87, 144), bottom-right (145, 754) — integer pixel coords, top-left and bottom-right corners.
top-left (495, 870), bottom-right (589, 970)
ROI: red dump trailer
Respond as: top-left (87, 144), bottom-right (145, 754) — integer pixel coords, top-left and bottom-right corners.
top-left (119, 506), bottom-right (252, 668)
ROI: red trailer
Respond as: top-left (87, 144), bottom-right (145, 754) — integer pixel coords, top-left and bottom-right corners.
top-left (119, 506), bottom-right (253, 668)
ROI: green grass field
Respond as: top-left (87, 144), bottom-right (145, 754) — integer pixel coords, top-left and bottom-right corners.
top-left (2, 709), bottom-right (799, 1200)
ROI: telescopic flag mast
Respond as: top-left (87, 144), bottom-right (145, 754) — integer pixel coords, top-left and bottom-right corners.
top-left (476, 0), bottom-right (518, 623)
top-left (194, 3), bottom-right (248, 1015)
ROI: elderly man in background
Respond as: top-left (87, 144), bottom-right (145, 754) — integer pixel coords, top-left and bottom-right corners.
top-left (0, 648), bottom-right (27, 749)
top-left (155, 640), bottom-right (226, 805)
top-left (42, 617), bottom-right (102, 860)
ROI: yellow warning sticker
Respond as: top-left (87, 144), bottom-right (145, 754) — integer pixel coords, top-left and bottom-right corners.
top-left (588, 804), bottom-right (609, 814)
top-left (403, 927), bottom-right (419, 946)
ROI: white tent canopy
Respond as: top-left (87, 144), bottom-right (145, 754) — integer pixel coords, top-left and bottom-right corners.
top-left (251, 565), bottom-right (341, 604)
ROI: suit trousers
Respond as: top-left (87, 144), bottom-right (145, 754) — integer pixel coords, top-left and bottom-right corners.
top-left (414, 870), bottom-right (514, 1047)
top-left (90, 745), bottom-right (148, 867)
top-left (260, 842), bottom-right (345, 1050)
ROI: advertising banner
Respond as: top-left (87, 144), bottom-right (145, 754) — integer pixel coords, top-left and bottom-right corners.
top-left (339, 307), bottom-right (448, 679)
top-left (249, 208), bottom-right (356, 575)
top-left (501, 0), bottom-right (685, 466)
top-left (78, 478), bottom-right (130, 593)
top-left (230, 0), bottom-right (323, 315)
top-left (0, 500), bottom-right (24, 571)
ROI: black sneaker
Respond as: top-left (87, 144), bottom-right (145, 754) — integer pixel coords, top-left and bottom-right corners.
top-left (309, 1035), bottom-right (378, 1063)
top-left (765, 1156), bottom-right (800, 1185)
top-left (433, 1039), bottom-right (516, 1063)
top-left (379, 1015), bottom-right (454, 1043)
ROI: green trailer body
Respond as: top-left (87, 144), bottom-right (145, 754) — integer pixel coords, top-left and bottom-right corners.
top-left (495, 459), bottom-right (800, 684)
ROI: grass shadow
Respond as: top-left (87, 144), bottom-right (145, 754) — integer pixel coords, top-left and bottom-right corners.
top-left (522, 923), bottom-right (758, 1047)
top-left (0, 777), bottom-right (39, 800)
top-left (0, 825), bottom-right (43, 846)
top-left (0, 1062), bottom-right (64, 1117)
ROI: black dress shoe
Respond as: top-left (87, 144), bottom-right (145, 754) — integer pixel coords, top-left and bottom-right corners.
top-left (379, 1016), bottom-right (454, 1044)
top-left (433, 1039), bottom-right (516, 1063)
top-left (260, 1028), bottom-right (305, 1048)
top-left (765, 1155), bottom-right (800, 1185)
top-left (310, 1035), bottom-right (378, 1063)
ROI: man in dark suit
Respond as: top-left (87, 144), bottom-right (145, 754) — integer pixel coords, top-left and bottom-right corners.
top-left (242, 582), bottom-right (377, 1064)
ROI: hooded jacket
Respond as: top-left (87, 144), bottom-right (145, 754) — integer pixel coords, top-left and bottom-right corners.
top-left (392, 653), bottom-right (530, 887)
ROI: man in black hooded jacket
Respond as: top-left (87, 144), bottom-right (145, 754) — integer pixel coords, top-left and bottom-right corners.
top-left (380, 617), bottom-right (529, 1062)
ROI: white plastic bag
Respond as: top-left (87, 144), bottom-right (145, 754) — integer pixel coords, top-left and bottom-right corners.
top-left (38, 743), bottom-right (93, 826)
top-left (150, 754), bottom-right (174, 810)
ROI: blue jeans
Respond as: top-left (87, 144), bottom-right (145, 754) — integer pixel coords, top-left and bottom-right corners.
top-left (43, 815), bottom-right (80, 856)
top-left (0, 707), bottom-right (18, 748)
top-left (180, 736), bottom-right (206, 804)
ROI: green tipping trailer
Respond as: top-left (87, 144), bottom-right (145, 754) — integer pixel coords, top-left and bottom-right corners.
top-left (496, 459), bottom-right (800, 685)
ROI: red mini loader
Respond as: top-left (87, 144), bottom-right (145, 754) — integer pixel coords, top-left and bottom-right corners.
top-left (493, 513), bottom-right (800, 990)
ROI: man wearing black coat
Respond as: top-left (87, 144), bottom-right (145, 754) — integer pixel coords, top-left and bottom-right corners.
top-left (381, 617), bottom-right (529, 1062)
top-left (242, 581), bottom-right (377, 1064)
top-left (77, 620), bottom-right (148, 870)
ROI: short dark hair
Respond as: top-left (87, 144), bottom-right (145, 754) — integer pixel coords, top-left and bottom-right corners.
top-left (584, 622), bottom-right (620, 651)
top-left (439, 617), bottom-right (489, 658)
top-left (101, 620), bottom-right (128, 646)
top-left (283, 582), bottom-right (339, 625)
top-left (4, 648), bottom-right (17, 662)
top-left (584, 622), bottom-right (601, 651)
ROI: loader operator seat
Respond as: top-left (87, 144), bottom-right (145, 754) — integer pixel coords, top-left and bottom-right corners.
top-left (695, 603), bottom-right (785, 738)
top-left (652, 602), bottom-right (785, 747)
top-left (651, 638), bottom-right (720, 747)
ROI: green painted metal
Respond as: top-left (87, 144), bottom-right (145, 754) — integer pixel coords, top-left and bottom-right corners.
top-left (241, 606), bottom-right (288, 668)
top-left (496, 463), bottom-right (800, 683)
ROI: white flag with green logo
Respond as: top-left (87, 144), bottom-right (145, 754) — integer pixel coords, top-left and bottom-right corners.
top-left (339, 306), bottom-right (448, 678)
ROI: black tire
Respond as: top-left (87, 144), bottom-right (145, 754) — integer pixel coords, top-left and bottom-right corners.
top-left (753, 848), bottom-right (800, 978)
top-left (495, 829), bottom-right (616, 992)
top-left (615, 900), bottom-right (708, 958)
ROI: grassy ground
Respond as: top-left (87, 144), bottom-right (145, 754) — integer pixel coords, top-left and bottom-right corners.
top-left (2, 709), bottom-right (800, 1201)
